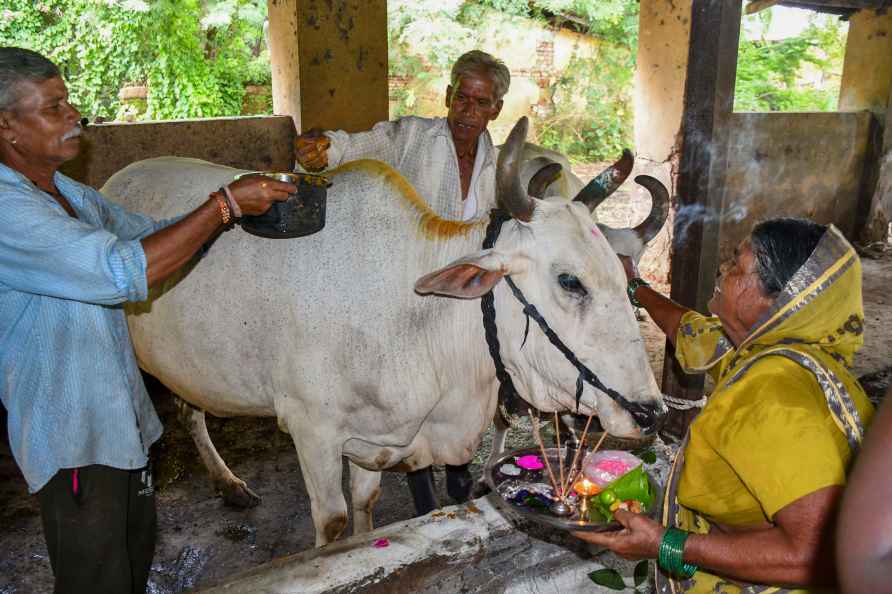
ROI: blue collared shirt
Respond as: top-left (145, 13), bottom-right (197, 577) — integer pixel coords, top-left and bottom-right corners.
top-left (0, 162), bottom-right (170, 493)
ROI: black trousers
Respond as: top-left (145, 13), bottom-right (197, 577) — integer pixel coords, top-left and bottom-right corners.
top-left (37, 464), bottom-right (156, 594)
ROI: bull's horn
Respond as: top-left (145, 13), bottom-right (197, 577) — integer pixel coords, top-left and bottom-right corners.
top-left (527, 160), bottom-right (563, 198)
top-left (497, 117), bottom-right (536, 222)
top-left (573, 149), bottom-right (634, 212)
top-left (631, 175), bottom-right (670, 243)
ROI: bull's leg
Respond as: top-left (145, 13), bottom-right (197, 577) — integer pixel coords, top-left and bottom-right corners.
top-left (348, 461), bottom-right (381, 534)
top-left (175, 398), bottom-right (260, 508)
top-left (445, 463), bottom-right (473, 503)
top-left (281, 413), bottom-right (348, 546)
top-left (406, 467), bottom-right (439, 516)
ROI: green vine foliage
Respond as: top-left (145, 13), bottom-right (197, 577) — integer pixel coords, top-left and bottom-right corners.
top-left (734, 11), bottom-right (846, 112)
top-left (537, 49), bottom-right (634, 161)
top-left (392, 1), bottom-right (845, 161)
top-left (0, 0), bottom-right (270, 121)
top-left (460, 0), bottom-right (639, 48)
top-left (390, 0), bottom-right (639, 161)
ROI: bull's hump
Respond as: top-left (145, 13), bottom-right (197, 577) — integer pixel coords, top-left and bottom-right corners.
top-left (330, 159), bottom-right (485, 240)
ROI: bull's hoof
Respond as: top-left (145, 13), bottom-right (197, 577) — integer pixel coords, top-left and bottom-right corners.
top-left (218, 479), bottom-right (261, 508)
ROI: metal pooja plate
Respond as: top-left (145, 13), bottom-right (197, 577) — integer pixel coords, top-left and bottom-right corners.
top-left (485, 446), bottom-right (662, 533)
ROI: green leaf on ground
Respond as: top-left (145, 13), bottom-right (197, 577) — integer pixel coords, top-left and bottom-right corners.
top-left (634, 560), bottom-right (649, 587)
top-left (588, 568), bottom-right (626, 590)
top-left (632, 447), bottom-right (657, 464)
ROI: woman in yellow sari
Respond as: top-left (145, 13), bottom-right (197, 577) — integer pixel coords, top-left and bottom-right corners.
top-left (576, 218), bottom-right (873, 593)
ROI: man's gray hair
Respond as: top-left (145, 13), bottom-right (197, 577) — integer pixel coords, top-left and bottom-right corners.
top-left (450, 50), bottom-right (510, 101)
top-left (0, 47), bottom-right (60, 111)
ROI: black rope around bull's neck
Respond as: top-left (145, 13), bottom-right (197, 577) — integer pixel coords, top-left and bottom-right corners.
top-left (479, 209), bottom-right (658, 432)
top-left (480, 210), bottom-right (524, 425)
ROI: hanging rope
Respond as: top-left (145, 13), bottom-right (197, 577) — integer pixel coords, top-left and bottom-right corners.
top-left (480, 210), bottom-right (524, 426)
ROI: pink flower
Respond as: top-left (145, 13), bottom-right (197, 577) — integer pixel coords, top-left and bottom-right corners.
top-left (516, 455), bottom-right (545, 470)
top-left (596, 459), bottom-right (635, 475)
top-left (372, 538), bottom-right (390, 548)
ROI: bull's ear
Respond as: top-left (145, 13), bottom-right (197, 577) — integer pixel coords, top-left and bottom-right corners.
top-left (414, 250), bottom-right (526, 299)
top-left (599, 225), bottom-right (645, 263)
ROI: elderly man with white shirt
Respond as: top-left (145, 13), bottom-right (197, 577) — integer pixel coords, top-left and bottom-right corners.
top-left (294, 49), bottom-right (509, 515)
top-left (295, 49), bottom-right (508, 222)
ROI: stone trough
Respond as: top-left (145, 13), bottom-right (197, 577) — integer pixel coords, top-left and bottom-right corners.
top-left (198, 441), bottom-right (674, 594)
top-left (198, 494), bottom-right (651, 594)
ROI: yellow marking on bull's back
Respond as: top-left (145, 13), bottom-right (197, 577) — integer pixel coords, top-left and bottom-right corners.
top-left (331, 159), bottom-right (486, 240)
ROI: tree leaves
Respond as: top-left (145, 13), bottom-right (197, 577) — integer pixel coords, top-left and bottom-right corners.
top-left (0, 0), bottom-right (270, 120)
top-left (631, 447), bottom-right (657, 464)
top-left (735, 12), bottom-right (845, 112)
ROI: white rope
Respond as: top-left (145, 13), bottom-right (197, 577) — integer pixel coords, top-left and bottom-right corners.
top-left (663, 394), bottom-right (708, 410)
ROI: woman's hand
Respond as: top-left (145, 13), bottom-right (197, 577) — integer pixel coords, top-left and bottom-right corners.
top-left (226, 175), bottom-right (296, 216)
top-left (573, 509), bottom-right (665, 561)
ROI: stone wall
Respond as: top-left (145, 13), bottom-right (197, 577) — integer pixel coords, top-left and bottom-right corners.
top-left (60, 116), bottom-right (296, 190)
top-left (716, 111), bottom-right (875, 259)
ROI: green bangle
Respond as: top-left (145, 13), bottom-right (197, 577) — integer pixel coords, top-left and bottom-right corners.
top-left (658, 528), bottom-right (698, 579)
top-left (627, 277), bottom-right (650, 308)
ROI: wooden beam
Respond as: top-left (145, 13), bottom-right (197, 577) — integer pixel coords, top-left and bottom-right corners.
top-left (660, 0), bottom-right (743, 440)
top-left (746, 0), bottom-right (780, 14)
top-left (784, 0), bottom-right (888, 7)
top-left (886, 83), bottom-right (892, 155)
top-left (853, 114), bottom-right (884, 243)
top-left (777, 0), bottom-right (891, 12)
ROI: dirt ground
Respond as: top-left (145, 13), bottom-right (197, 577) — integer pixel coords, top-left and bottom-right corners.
top-left (2, 167), bottom-right (891, 594)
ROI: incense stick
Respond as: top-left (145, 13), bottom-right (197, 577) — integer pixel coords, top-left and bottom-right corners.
top-left (562, 415), bottom-right (607, 496)
top-left (529, 408), bottom-right (560, 498)
top-left (564, 412), bottom-right (596, 482)
top-left (555, 412), bottom-right (565, 498)
top-left (565, 429), bottom-right (608, 491)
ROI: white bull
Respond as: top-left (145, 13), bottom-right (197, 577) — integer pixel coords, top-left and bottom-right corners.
top-left (102, 118), bottom-right (667, 545)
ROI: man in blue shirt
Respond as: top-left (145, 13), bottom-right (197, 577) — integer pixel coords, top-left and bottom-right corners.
top-left (0, 47), bottom-right (296, 594)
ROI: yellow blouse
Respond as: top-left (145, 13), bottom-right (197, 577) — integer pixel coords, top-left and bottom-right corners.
top-left (678, 331), bottom-right (873, 526)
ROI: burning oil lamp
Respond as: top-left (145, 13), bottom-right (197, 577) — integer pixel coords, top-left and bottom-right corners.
top-left (573, 478), bottom-right (600, 519)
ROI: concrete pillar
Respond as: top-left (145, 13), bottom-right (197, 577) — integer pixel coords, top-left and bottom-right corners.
top-left (634, 0), bottom-right (692, 164)
top-left (268, 0), bottom-right (302, 130)
top-left (660, 0), bottom-right (743, 437)
top-left (632, 1), bottom-right (693, 285)
top-left (839, 9), bottom-right (892, 115)
top-left (267, 0), bottom-right (389, 133)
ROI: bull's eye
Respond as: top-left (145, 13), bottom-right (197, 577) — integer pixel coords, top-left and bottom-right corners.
top-left (558, 273), bottom-right (587, 296)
